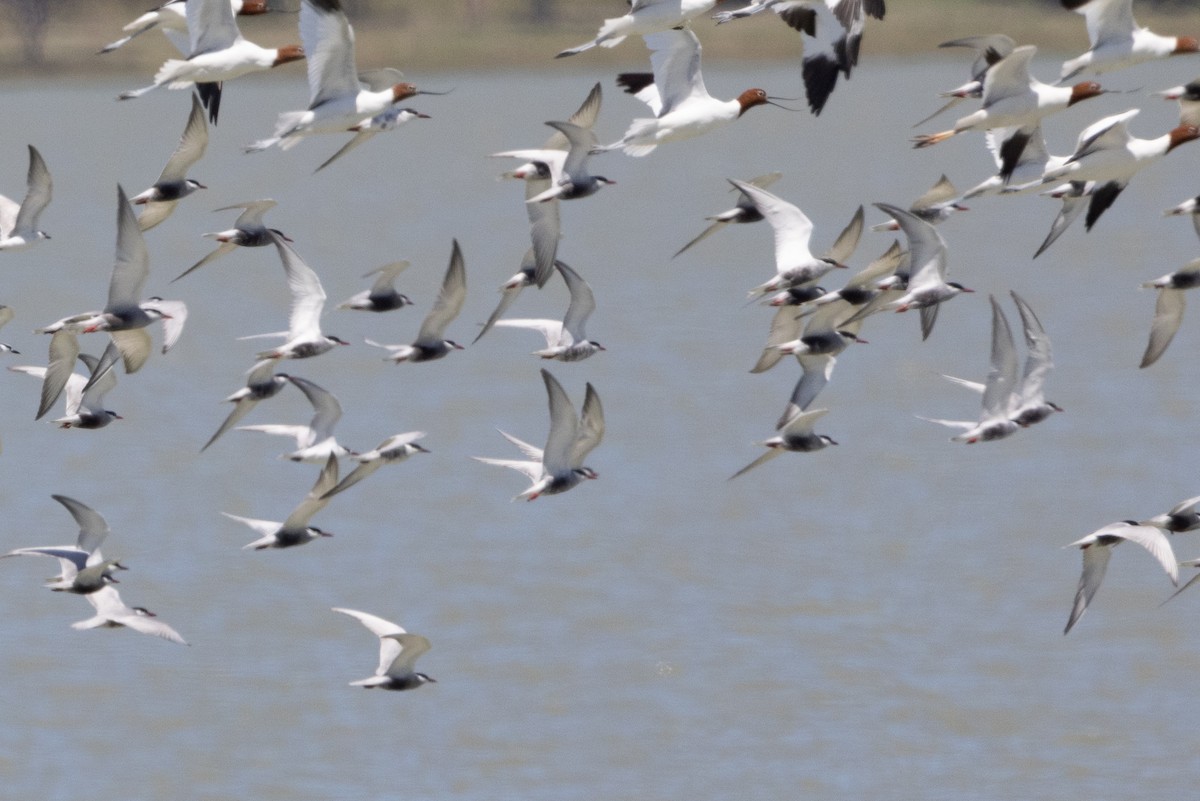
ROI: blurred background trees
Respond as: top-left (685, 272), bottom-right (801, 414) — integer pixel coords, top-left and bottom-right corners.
top-left (3, 0), bottom-right (1200, 73)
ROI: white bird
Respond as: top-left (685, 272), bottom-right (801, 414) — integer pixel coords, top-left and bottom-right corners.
top-left (497, 82), bottom-right (603, 183)
top-left (602, 28), bottom-right (782, 157)
top-left (474, 369), bottom-right (603, 501)
top-left (753, 300), bottom-right (866, 427)
top-left (913, 45), bottom-right (1107, 179)
top-left (1141, 494), bottom-right (1200, 534)
top-left (673, 172), bottom-right (781, 258)
top-left (1063, 520), bottom-right (1178, 634)
top-left (313, 106), bottom-right (430, 173)
top-left (365, 240), bottom-right (466, 363)
top-left (173, 199), bottom-right (284, 281)
top-left (918, 295), bottom-right (1021, 444)
top-left (736, 179), bottom-right (849, 298)
top-left (1059, 0), bottom-right (1198, 83)
top-left (712, 0), bottom-right (887, 115)
top-left (797, 236), bottom-right (903, 311)
top-left (913, 34), bottom-right (1016, 128)
top-left (237, 374), bottom-right (351, 462)
top-left (1164, 191), bottom-right (1200, 242)
top-left (72, 586), bottom-right (188, 646)
top-left (130, 93), bottom-right (208, 232)
top-left (869, 175), bottom-right (967, 230)
top-left (245, 0), bottom-right (428, 152)
top-left (99, 0), bottom-right (273, 56)
top-left (960, 123), bottom-right (1065, 199)
top-left (223, 454), bottom-right (338, 549)
top-left (1007, 291), bottom-right (1062, 427)
top-left (487, 86), bottom-right (600, 303)
top-left (853, 202), bottom-right (972, 340)
top-left (1041, 109), bottom-right (1200, 231)
top-left (3, 494), bottom-right (110, 562)
top-left (492, 261), bottom-right (604, 362)
top-left (473, 247), bottom-right (540, 346)
top-left (331, 607), bottom-right (435, 690)
top-left (1033, 179), bottom-right (1095, 259)
top-left (9, 337), bottom-right (123, 429)
top-left (514, 122), bottom-right (615, 204)
top-left (730, 407), bottom-right (837, 479)
top-left (2, 495), bottom-right (125, 594)
top-left (1139, 257), bottom-right (1200, 368)
top-left (0, 144), bottom-right (52, 252)
top-left (336, 261), bottom-right (412, 312)
top-left (8, 549), bottom-right (127, 594)
top-left (249, 230), bottom-right (350, 360)
top-left (320, 432), bottom-right (429, 499)
top-left (35, 187), bottom-right (184, 379)
top-left (118, 0), bottom-right (305, 123)
top-left (556, 0), bottom-right (717, 57)
top-left (0, 305), bottom-right (16, 354)
top-left (1155, 77), bottom-right (1200, 128)
top-left (201, 357), bottom-right (287, 451)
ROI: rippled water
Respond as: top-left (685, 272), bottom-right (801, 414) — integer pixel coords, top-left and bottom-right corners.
top-left (2, 52), bottom-right (1200, 800)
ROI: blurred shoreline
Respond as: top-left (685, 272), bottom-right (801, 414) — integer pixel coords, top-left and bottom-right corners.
top-left (2, 1), bottom-right (1200, 78)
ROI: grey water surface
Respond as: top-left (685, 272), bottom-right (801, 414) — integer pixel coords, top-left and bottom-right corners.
top-left (2, 56), bottom-right (1200, 800)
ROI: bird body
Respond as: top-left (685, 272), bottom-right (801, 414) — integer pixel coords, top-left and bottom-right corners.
top-left (712, 0), bottom-right (887, 114)
top-left (1141, 495), bottom-right (1200, 534)
top-left (0, 145), bottom-right (52, 251)
top-left (1059, 0), bottom-right (1198, 82)
top-left (364, 240), bottom-right (466, 363)
top-left (1064, 520), bottom-right (1177, 633)
top-left (913, 45), bottom-right (1105, 175)
top-left (858, 202), bottom-right (972, 339)
top-left (320, 432), bottom-right (428, 499)
top-left (237, 374), bottom-right (351, 462)
top-left (1139, 258), bottom-right (1200, 368)
top-left (332, 607), bottom-right (434, 690)
top-left (201, 358), bottom-right (287, 451)
top-left (556, 0), bottom-right (717, 57)
top-left (246, 0), bottom-right (422, 152)
top-left (605, 28), bottom-right (774, 157)
top-left (492, 262), bottom-right (603, 361)
top-left (1042, 109), bottom-right (1200, 230)
top-left (250, 231), bottom-right (349, 360)
top-left (314, 107), bottom-right (430, 172)
top-left (224, 455), bottom-right (338, 549)
top-left (72, 586), bottom-right (188, 645)
top-left (174, 199), bottom-right (282, 281)
top-left (130, 94), bottom-right (209, 232)
top-left (337, 261), bottom-right (412, 312)
top-left (730, 408), bottom-right (837, 479)
top-left (474, 370), bottom-right (603, 501)
top-left (118, 0), bottom-right (304, 119)
top-left (736, 179), bottom-right (847, 298)
top-left (918, 295), bottom-right (1020, 444)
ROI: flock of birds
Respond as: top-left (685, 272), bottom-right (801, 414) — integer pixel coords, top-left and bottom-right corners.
top-left (1, 0), bottom-right (1200, 692)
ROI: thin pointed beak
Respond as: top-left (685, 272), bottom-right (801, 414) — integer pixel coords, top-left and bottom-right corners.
top-left (765, 98), bottom-right (804, 112)
top-left (416, 88), bottom-right (454, 97)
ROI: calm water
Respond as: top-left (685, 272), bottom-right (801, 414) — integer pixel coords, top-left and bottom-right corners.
top-left (2, 51), bottom-right (1200, 801)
